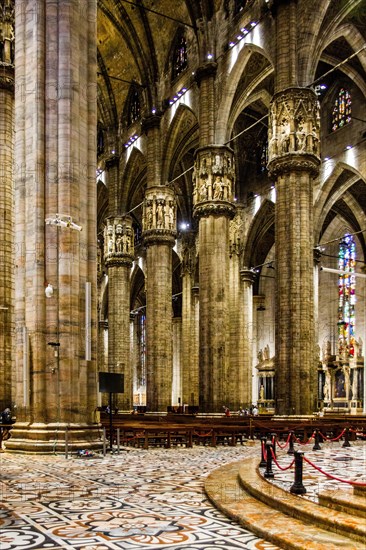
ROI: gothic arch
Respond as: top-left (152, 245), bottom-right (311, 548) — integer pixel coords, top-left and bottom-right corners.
top-left (216, 43), bottom-right (274, 143)
top-left (242, 199), bottom-right (275, 272)
top-left (314, 162), bottom-right (365, 240)
top-left (121, 146), bottom-right (147, 214)
top-left (162, 103), bottom-right (199, 183)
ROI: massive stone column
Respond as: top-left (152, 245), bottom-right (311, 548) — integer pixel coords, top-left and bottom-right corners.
top-left (181, 231), bottom-right (199, 407)
top-left (104, 215), bottom-right (134, 410)
top-left (9, 0), bottom-right (98, 452)
top-left (142, 186), bottom-right (176, 411)
top-left (268, 88), bottom-right (320, 415)
top-left (227, 208), bottom-right (249, 410)
top-left (0, 1), bottom-right (14, 411)
top-left (269, 0), bottom-right (320, 415)
top-left (193, 146), bottom-right (236, 412)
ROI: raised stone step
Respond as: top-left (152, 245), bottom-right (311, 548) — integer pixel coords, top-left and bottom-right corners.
top-left (205, 460), bottom-right (365, 550)
top-left (318, 487), bottom-right (366, 518)
top-left (238, 458), bottom-right (366, 544)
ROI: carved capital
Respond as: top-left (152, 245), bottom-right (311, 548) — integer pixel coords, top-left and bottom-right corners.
top-left (104, 215), bottom-right (134, 267)
top-left (142, 186), bottom-right (177, 239)
top-left (268, 87), bottom-right (320, 176)
top-left (240, 269), bottom-right (256, 285)
top-left (192, 145), bottom-right (236, 217)
top-left (105, 154), bottom-right (119, 170)
top-left (141, 114), bottom-right (161, 134)
top-left (194, 62), bottom-right (218, 86)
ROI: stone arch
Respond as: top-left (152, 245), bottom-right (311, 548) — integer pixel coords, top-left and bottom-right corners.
top-left (314, 161), bottom-right (365, 242)
top-left (242, 198), bottom-right (275, 274)
top-left (121, 146), bottom-right (147, 215)
top-left (216, 43), bottom-right (274, 143)
top-left (162, 103), bottom-right (199, 183)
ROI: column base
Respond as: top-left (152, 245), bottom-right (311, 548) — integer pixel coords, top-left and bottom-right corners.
top-left (4, 422), bottom-right (103, 454)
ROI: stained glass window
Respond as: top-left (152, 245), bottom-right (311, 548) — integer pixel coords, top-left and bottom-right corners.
top-left (128, 87), bottom-right (141, 126)
top-left (332, 88), bottom-right (351, 132)
top-left (172, 34), bottom-right (187, 80)
top-left (337, 234), bottom-right (356, 358)
top-left (260, 141), bottom-right (268, 172)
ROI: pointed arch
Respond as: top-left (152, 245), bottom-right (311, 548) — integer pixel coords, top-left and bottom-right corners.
top-left (121, 146), bottom-right (147, 212)
top-left (216, 43), bottom-right (274, 143)
top-left (243, 199), bottom-right (275, 270)
top-left (162, 103), bottom-right (199, 182)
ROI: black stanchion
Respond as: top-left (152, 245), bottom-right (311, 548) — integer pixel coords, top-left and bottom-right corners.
top-left (287, 430), bottom-right (295, 455)
top-left (264, 441), bottom-right (274, 479)
top-left (290, 451), bottom-right (306, 495)
top-left (342, 427), bottom-right (351, 448)
top-left (259, 436), bottom-right (267, 468)
top-left (312, 429), bottom-right (321, 451)
top-left (271, 432), bottom-right (277, 458)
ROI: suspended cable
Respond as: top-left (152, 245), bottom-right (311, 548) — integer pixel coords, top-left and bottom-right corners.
top-left (309, 45), bottom-right (366, 87)
top-left (224, 114), bottom-right (269, 146)
top-left (315, 228), bottom-right (366, 248)
top-left (120, 0), bottom-right (196, 29)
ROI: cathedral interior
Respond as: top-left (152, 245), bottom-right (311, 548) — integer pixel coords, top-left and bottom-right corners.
top-left (0, 0), bottom-right (366, 452)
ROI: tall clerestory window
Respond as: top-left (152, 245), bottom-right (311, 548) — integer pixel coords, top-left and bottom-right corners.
top-left (331, 88), bottom-right (352, 132)
top-left (127, 87), bottom-right (141, 126)
top-left (338, 233), bottom-right (356, 358)
top-left (172, 33), bottom-right (187, 80)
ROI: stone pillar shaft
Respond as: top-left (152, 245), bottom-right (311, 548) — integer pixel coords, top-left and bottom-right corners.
top-left (0, 60), bottom-right (14, 411)
top-left (143, 186), bottom-right (176, 411)
top-left (104, 216), bottom-right (134, 410)
top-left (10, 0), bottom-right (98, 452)
top-left (193, 146), bottom-right (235, 411)
top-left (181, 233), bottom-right (198, 406)
top-left (268, 87), bottom-right (320, 415)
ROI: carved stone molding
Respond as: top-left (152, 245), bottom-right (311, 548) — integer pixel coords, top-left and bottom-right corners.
top-left (240, 268), bottom-right (256, 285)
top-left (268, 154), bottom-right (320, 178)
top-left (268, 87), bottom-right (320, 177)
top-left (194, 62), bottom-right (218, 86)
top-left (142, 186), bottom-right (177, 247)
top-left (181, 231), bottom-right (196, 275)
top-left (104, 215), bottom-right (134, 267)
top-left (192, 145), bottom-right (236, 220)
top-left (229, 209), bottom-right (244, 257)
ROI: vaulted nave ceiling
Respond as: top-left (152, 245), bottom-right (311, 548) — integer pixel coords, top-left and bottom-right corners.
top-left (97, 0), bottom-right (205, 130)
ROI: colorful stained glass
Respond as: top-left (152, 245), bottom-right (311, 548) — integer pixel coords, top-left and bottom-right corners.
top-left (332, 88), bottom-right (352, 132)
top-left (172, 34), bottom-right (188, 80)
top-left (338, 234), bottom-right (356, 357)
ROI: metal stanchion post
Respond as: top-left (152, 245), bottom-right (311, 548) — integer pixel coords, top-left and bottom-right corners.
top-left (117, 428), bottom-right (120, 454)
top-left (287, 430), bottom-right (295, 455)
top-left (342, 427), bottom-right (351, 448)
top-left (312, 429), bottom-right (321, 451)
top-left (264, 441), bottom-right (274, 478)
top-left (290, 451), bottom-right (306, 494)
top-left (259, 436), bottom-right (267, 468)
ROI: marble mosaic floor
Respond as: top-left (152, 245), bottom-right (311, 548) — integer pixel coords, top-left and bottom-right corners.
top-left (0, 444), bottom-right (281, 550)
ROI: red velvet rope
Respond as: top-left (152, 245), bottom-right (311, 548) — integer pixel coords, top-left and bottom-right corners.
top-left (193, 430), bottom-right (213, 437)
top-left (294, 431), bottom-right (315, 445)
top-left (275, 432), bottom-right (291, 449)
top-left (318, 428), bottom-right (345, 442)
top-left (270, 447), bottom-right (295, 471)
top-left (303, 455), bottom-right (366, 486)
